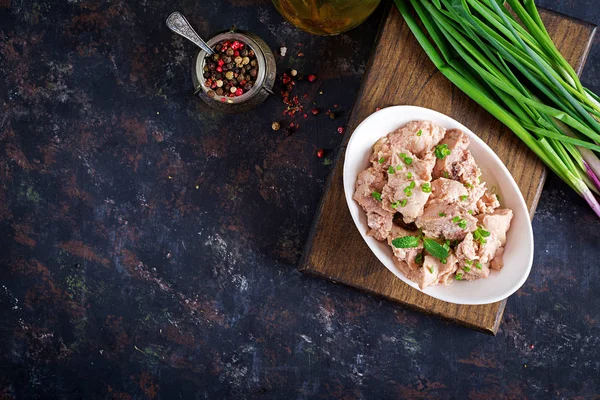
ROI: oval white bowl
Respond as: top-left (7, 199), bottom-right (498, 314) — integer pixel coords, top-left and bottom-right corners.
top-left (343, 106), bottom-right (534, 305)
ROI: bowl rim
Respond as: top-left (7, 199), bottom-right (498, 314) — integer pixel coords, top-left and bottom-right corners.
top-left (343, 105), bottom-right (534, 305)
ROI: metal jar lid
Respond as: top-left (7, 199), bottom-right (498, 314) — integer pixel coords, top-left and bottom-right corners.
top-left (192, 29), bottom-right (276, 113)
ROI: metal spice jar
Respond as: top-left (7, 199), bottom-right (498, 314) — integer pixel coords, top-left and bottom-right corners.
top-left (192, 29), bottom-right (276, 113)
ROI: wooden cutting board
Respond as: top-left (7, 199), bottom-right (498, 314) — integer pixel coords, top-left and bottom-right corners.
top-left (299, 7), bottom-right (596, 334)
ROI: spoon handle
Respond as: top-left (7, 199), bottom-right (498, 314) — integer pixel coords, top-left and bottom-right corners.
top-left (166, 12), bottom-right (214, 55)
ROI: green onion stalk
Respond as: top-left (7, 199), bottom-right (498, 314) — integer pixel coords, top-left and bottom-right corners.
top-left (394, 0), bottom-right (600, 218)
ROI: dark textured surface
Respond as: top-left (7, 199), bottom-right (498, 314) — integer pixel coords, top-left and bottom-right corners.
top-left (0, 0), bottom-right (599, 398)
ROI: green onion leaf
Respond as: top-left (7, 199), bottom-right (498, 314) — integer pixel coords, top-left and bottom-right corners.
top-left (371, 191), bottom-right (382, 202)
top-left (435, 144), bottom-right (451, 159)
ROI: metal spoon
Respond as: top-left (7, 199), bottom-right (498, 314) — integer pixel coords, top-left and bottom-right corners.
top-left (166, 12), bottom-right (214, 55)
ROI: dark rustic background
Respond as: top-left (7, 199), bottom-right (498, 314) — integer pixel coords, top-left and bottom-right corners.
top-left (0, 0), bottom-right (598, 398)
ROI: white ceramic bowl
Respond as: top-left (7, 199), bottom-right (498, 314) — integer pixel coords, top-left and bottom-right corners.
top-left (343, 106), bottom-right (534, 305)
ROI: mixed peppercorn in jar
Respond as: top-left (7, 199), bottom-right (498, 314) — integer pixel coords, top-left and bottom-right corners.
top-left (202, 39), bottom-right (259, 102)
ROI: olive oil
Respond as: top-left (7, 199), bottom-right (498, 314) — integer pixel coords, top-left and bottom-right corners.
top-left (272, 0), bottom-right (381, 36)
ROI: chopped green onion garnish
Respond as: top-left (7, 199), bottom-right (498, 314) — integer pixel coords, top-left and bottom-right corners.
top-left (378, 157), bottom-right (385, 164)
top-left (438, 212), bottom-right (446, 217)
top-left (473, 226), bottom-right (491, 245)
top-left (408, 181), bottom-right (416, 189)
top-left (417, 129), bottom-right (423, 136)
top-left (443, 171), bottom-right (449, 179)
top-left (455, 273), bottom-right (463, 281)
top-left (460, 195), bottom-right (468, 201)
top-left (463, 266), bottom-right (471, 272)
top-left (371, 191), bottom-right (382, 202)
top-left (468, 210), bottom-right (473, 215)
top-left (451, 216), bottom-right (460, 223)
top-left (415, 253), bottom-right (423, 264)
top-left (391, 200), bottom-right (401, 209)
top-left (400, 199), bottom-right (407, 207)
top-left (458, 219), bottom-right (467, 229)
top-left (464, 183), bottom-right (473, 189)
top-left (406, 172), bottom-right (413, 179)
top-left (388, 166), bottom-right (395, 174)
top-left (422, 183), bottom-right (431, 193)
top-left (465, 259), bottom-right (472, 265)
top-left (398, 152), bottom-right (413, 165)
top-left (435, 144), bottom-right (451, 159)
top-left (428, 265), bottom-right (434, 274)
top-left (476, 262), bottom-right (483, 270)
top-left (396, 165), bottom-right (402, 171)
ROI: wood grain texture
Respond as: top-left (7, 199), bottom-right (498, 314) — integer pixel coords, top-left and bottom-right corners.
top-left (299, 7), bottom-right (596, 334)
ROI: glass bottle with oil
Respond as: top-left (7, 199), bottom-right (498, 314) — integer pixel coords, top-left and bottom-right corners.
top-left (272, 0), bottom-right (381, 36)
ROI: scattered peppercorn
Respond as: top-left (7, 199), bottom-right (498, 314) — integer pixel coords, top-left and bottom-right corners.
top-left (272, 121), bottom-right (281, 131)
top-left (337, 126), bottom-right (345, 134)
top-left (203, 39), bottom-right (259, 101)
top-left (298, 52), bottom-right (304, 57)
top-left (311, 108), bottom-right (320, 115)
top-left (316, 148), bottom-right (324, 158)
top-left (308, 74), bottom-right (317, 82)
